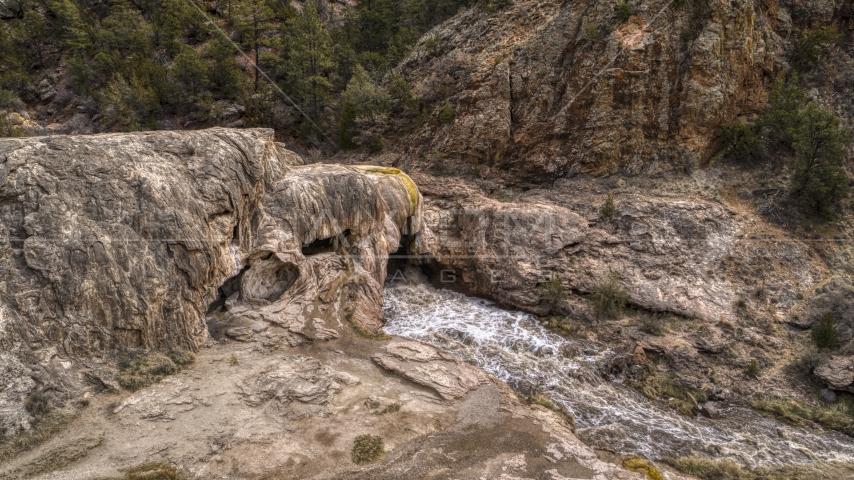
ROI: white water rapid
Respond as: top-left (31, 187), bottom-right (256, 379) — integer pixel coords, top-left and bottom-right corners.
top-left (383, 283), bottom-right (854, 469)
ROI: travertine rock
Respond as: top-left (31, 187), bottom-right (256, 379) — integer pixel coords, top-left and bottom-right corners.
top-left (0, 128), bottom-right (422, 438)
top-left (372, 341), bottom-right (491, 401)
top-left (240, 354), bottom-right (357, 406)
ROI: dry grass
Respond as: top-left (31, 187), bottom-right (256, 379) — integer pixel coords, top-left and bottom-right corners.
top-left (0, 412), bottom-right (76, 465)
top-left (751, 397), bottom-right (853, 431)
top-left (116, 351), bottom-right (195, 391)
top-left (628, 369), bottom-right (705, 417)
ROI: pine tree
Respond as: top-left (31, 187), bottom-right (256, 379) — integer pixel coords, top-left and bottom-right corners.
top-left (234, 0), bottom-right (276, 91)
top-left (171, 45), bottom-right (209, 98)
top-left (338, 64), bottom-right (389, 148)
top-left (205, 38), bottom-right (246, 99)
top-left (49, 0), bottom-right (91, 53)
top-left (285, 0), bottom-right (335, 123)
top-left (789, 102), bottom-right (850, 217)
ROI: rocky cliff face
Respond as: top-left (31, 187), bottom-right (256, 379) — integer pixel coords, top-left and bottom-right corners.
top-left (385, 0), bottom-right (851, 181)
top-left (0, 128), bottom-right (422, 438)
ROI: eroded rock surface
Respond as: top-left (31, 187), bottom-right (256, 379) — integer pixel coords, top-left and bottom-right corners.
top-left (372, 341), bottom-right (491, 401)
top-left (415, 173), bottom-right (738, 322)
top-left (815, 356), bottom-right (854, 393)
top-left (0, 128), bottom-right (422, 438)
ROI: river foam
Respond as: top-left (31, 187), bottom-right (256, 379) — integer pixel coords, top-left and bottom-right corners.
top-left (383, 282), bottom-right (854, 468)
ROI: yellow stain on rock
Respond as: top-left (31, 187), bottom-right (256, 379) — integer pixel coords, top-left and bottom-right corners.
top-left (351, 165), bottom-right (420, 215)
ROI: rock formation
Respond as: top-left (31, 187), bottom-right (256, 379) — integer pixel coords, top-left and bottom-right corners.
top-left (0, 128), bottom-right (422, 439)
top-left (388, 0), bottom-right (784, 180)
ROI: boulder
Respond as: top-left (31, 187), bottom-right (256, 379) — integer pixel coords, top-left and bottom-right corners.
top-left (820, 388), bottom-right (838, 404)
top-left (814, 356), bottom-right (854, 393)
top-left (700, 404), bottom-right (721, 419)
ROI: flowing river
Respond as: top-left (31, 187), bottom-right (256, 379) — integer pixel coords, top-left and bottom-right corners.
top-left (382, 282), bottom-right (854, 469)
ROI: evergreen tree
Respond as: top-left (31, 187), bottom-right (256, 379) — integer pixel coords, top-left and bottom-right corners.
top-left (338, 64), bottom-right (390, 149)
top-left (234, 0), bottom-right (276, 91)
top-left (789, 102), bottom-right (850, 217)
top-left (49, 0), bottom-right (90, 53)
top-left (171, 45), bottom-right (209, 97)
top-left (285, 0), bottom-right (334, 123)
top-left (205, 38), bottom-right (246, 99)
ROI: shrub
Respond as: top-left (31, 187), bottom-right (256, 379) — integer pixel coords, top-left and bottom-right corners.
top-left (351, 434), bottom-right (383, 464)
top-left (600, 193), bottom-right (616, 219)
top-left (631, 369), bottom-right (705, 417)
top-left (615, 2), bottom-right (632, 21)
top-left (0, 89), bottom-right (21, 110)
top-left (581, 23), bottom-right (602, 43)
top-left (25, 392), bottom-right (52, 418)
top-left (787, 348), bottom-right (824, 376)
top-left (793, 27), bottom-right (843, 71)
top-left (590, 272), bottom-right (630, 319)
top-left (438, 101), bottom-right (455, 124)
top-left (424, 36), bottom-right (440, 56)
top-left (638, 313), bottom-right (667, 336)
top-left (812, 312), bottom-right (838, 350)
top-left (718, 121), bottom-right (760, 164)
top-left (744, 359), bottom-right (760, 378)
top-left (788, 103), bottom-right (850, 218)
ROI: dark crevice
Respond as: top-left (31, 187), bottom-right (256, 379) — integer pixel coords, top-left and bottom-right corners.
top-left (302, 229), bottom-right (351, 256)
top-left (206, 266), bottom-right (249, 314)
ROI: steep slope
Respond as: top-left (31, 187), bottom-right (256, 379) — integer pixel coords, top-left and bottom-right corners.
top-left (383, 0), bottom-right (851, 181)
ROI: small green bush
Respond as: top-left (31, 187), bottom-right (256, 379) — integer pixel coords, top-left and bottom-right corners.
top-left (352, 434), bottom-right (384, 464)
top-left (590, 272), bottom-right (629, 319)
top-left (615, 2), bottom-right (632, 21)
top-left (424, 36), bottom-right (440, 56)
top-left (581, 23), bottom-right (602, 43)
top-left (600, 193), bottom-right (616, 219)
top-left (812, 312), bottom-right (838, 350)
top-left (631, 370), bottom-right (705, 417)
top-left (438, 101), bottom-right (455, 124)
top-left (638, 313), bottom-right (667, 336)
top-left (787, 348), bottom-right (824, 377)
top-left (25, 392), bottom-right (52, 418)
top-left (744, 359), bottom-right (760, 378)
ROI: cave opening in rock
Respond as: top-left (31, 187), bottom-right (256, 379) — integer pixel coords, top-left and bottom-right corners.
top-left (302, 229), bottom-right (351, 256)
top-left (386, 234), bottom-right (425, 285)
top-left (207, 266), bottom-right (249, 314)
